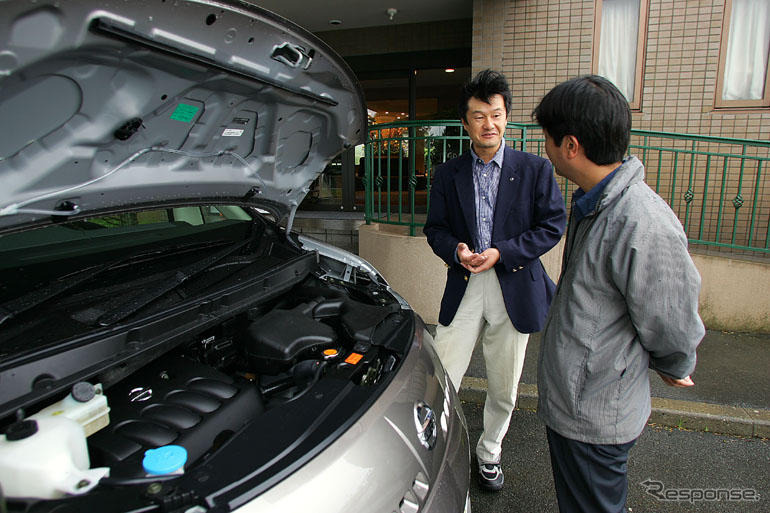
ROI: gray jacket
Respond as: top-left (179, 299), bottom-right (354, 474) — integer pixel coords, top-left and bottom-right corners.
top-left (537, 156), bottom-right (705, 444)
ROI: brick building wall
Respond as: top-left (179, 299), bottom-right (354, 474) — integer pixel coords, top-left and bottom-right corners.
top-left (474, 0), bottom-right (768, 254)
top-left (482, 0), bottom-right (770, 141)
top-left (472, 0), bottom-right (506, 73)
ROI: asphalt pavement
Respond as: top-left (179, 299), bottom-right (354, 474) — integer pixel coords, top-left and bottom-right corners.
top-left (455, 329), bottom-right (770, 438)
top-left (464, 403), bottom-right (770, 513)
top-left (449, 327), bottom-right (770, 511)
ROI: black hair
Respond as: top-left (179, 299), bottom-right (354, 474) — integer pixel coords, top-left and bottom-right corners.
top-left (532, 75), bottom-right (631, 166)
top-left (458, 69), bottom-right (512, 122)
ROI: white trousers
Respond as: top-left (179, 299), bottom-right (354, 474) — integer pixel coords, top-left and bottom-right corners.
top-left (433, 269), bottom-right (529, 464)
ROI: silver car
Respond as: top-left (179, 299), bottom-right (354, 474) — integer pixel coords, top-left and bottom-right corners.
top-left (0, 1), bottom-right (470, 511)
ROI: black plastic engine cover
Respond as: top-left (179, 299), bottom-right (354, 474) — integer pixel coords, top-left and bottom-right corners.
top-left (245, 307), bottom-right (337, 374)
top-left (341, 300), bottom-right (398, 343)
top-left (89, 355), bottom-right (263, 476)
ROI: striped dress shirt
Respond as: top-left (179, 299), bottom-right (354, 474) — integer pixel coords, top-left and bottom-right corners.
top-left (469, 140), bottom-right (505, 252)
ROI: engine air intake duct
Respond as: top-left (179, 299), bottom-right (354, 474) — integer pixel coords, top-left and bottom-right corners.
top-left (245, 301), bottom-right (338, 374)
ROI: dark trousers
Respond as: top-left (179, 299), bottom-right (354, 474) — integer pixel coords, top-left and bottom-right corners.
top-left (546, 426), bottom-right (638, 513)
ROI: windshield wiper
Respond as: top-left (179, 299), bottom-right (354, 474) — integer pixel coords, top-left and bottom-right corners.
top-left (0, 241), bottom-right (233, 327)
top-left (0, 260), bottom-right (132, 327)
top-left (96, 237), bottom-right (253, 326)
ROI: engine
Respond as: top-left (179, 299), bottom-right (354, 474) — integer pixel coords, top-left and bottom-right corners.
top-left (89, 278), bottom-right (404, 478)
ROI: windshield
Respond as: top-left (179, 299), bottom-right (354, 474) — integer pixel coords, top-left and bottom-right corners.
top-left (0, 205), bottom-right (299, 354)
top-left (0, 205), bottom-right (253, 261)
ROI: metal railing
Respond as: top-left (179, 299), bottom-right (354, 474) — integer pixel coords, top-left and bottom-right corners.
top-left (364, 121), bottom-right (770, 256)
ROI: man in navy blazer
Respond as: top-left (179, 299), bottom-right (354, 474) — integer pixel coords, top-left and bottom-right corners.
top-left (424, 70), bottom-right (566, 491)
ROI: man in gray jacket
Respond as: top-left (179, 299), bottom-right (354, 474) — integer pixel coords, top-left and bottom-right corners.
top-left (532, 75), bottom-right (705, 513)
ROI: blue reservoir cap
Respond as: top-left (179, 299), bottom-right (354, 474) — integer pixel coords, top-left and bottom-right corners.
top-left (143, 445), bottom-right (187, 475)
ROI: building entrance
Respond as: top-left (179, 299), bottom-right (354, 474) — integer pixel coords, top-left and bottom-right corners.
top-left (299, 66), bottom-right (469, 212)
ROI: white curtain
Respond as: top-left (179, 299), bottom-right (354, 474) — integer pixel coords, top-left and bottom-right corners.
top-left (723, 0), bottom-right (770, 100)
top-left (598, 0), bottom-right (641, 102)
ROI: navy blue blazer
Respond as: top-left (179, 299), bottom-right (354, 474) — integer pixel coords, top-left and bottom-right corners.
top-left (423, 145), bottom-right (567, 333)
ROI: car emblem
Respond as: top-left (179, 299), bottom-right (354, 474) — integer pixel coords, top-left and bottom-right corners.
top-left (128, 387), bottom-right (153, 402)
top-left (414, 402), bottom-right (437, 450)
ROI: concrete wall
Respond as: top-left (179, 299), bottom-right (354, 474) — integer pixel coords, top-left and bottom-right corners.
top-left (693, 253), bottom-right (770, 333)
top-left (359, 223), bottom-right (770, 333)
top-left (358, 223), bottom-right (565, 326)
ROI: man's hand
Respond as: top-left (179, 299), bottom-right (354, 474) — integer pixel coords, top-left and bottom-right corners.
top-left (657, 371), bottom-right (695, 387)
top-left (457, 243), bottom-right (500, 274)
top-left (466, 247), bottom-right (500, 273)
top-left (457, 242), bottom-right (486, 268)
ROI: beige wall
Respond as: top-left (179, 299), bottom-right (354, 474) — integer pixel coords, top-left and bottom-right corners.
top-left (358, 223), bottom-right (565, 326)
top-left (693, 253), bottom-right (770, 333)
top-left (359, 223), bottom-right (770, 333)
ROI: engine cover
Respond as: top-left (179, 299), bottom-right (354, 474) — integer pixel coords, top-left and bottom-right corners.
top-left (89, 355), bottom-right (262, 477)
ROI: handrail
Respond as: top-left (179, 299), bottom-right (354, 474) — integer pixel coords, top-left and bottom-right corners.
top-left (364, 121), bottom-right (770, 255)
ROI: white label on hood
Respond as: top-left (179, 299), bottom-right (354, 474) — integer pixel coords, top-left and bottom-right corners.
top-left (222, 128), bottom-right (244, 137)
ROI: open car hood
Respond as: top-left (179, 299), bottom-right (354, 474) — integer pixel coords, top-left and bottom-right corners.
top-left (0, 0), bottom-right (366, 230)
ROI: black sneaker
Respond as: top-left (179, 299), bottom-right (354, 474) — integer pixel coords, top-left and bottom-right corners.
top-left (478, 461), bottom-right (504, 491)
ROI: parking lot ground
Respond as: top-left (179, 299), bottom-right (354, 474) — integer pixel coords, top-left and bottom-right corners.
top-left (457, 329), bottom-right (770, 438)
top-left (465, 402), bottom-right (770, 513)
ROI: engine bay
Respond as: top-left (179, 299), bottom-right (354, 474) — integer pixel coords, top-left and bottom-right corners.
top-left (0, 270), bottom-right (415, 511)
top-left (89, 277), bottom-right (405, 479)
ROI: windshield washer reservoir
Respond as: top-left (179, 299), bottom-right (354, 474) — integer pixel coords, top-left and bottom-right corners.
top-left (0, 416), bottom-right (110, 499)
top-left (30, 382), bottom-right (110, 437)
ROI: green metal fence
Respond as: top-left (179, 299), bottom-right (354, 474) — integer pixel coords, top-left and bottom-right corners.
top-left (364, 121), bottom-right (770, 256)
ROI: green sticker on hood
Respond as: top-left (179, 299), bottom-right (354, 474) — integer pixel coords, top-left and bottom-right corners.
top-left (170, 103), bottom-right (200, 122)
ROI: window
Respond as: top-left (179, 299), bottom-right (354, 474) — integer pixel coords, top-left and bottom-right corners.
top-left (592, 0), bottom-right (649, 110)
top-left (716, 0), bottom-right (770, 108)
